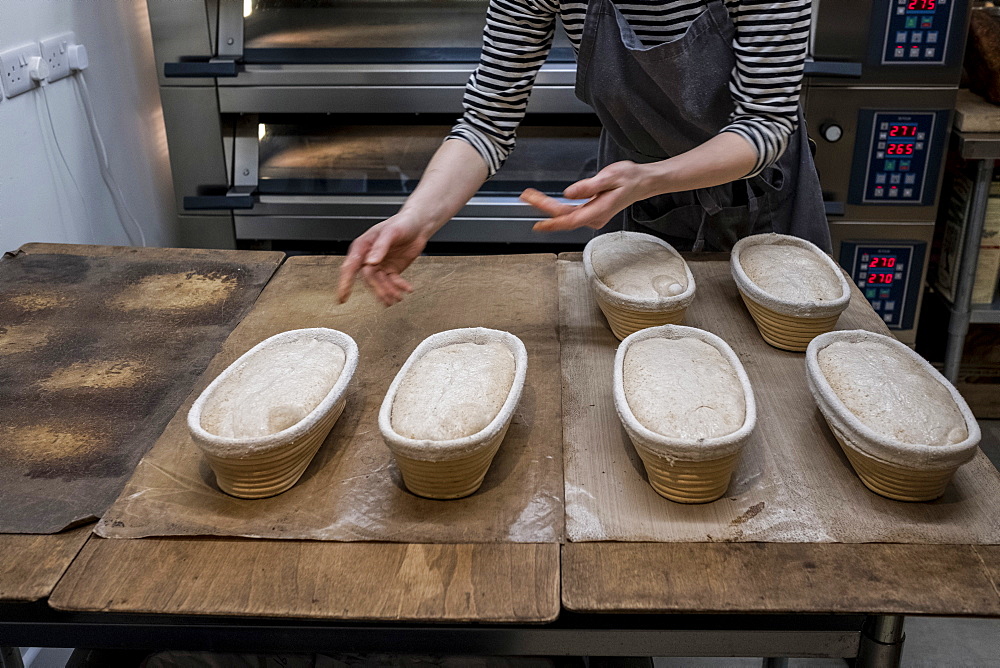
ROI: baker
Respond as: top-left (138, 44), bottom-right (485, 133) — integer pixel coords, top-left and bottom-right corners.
top-left (337, 0), bottom-right (830, 306)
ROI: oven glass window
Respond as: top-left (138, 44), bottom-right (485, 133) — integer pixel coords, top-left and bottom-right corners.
top-left (243, 1), bottom-right (574, 62)
top-left (258, 116), bottom-right (600, 196)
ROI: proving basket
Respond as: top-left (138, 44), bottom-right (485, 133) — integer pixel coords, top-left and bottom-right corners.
top-left (613, 325), bottom-right (757, 503)
top-left (806, 330), bottom-right (981, 501)
top-left (583, 231), bottom-right (696, 341)
top-left (188, 328), bottom-right (359, 499)
top-left (378, 327), bottom-right (528, 500)
top-left (731, 234), bottom-right (851, 352)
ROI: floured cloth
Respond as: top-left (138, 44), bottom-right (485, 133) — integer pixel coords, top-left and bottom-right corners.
top-left (0, 244), bottom-right (283, 534)
top-left (559, 254), bottom-right (1000, 544)
top-left (97, 255), bottom-right (563, 542)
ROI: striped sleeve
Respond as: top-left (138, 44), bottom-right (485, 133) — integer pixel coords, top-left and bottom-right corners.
top-left (446, 0), bottom-right (559, 177)
top-left (721, 0), bottom-right (810, 177)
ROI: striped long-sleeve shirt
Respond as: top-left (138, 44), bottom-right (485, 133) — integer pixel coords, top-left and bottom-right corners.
top-left (447, 0), bottom-right (810, 179)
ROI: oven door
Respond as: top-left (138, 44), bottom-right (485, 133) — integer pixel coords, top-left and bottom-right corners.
top-left (807, 0), bottom-right (970, 86)
top-left (182, 113), bottom-right (601, 243)
top-left (151, 0), bottom-right (581, 103)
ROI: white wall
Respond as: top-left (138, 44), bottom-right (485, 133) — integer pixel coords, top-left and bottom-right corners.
top-left (0, 0), bottom-right (177, 251)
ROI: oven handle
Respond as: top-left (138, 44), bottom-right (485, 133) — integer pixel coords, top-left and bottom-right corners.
top-left (804, 60), bottom-right (863, 78)
top-left (164, 59), bottom-right (240, 78)
top-left (184, 187), bottom-right (256, 211)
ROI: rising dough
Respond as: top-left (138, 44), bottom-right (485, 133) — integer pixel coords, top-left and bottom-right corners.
top-left (392, 342), bottom-right (515, 441)
top-left (624, 337), bottom-right (745, 440)
top-left (201, 336), bottom-right (346, 439)
top-left (592, 238), bottom-right (688, 298)
top-left (818, 340), bottom-right (968, 445)
top-left (741, 244), bottom-right (842, 302)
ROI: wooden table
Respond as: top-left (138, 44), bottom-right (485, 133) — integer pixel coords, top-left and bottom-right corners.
top-left (2, 250), bottom-right (999, 667)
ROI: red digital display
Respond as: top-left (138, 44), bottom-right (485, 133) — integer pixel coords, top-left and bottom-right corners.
top-left (886, 143), bottom-right (915, 156)
top-left (889, 125), bottom-right (918, 137)
top-left (868, 273), bottom-right (895, 285)
top-left (907, 0), bottom-right (935, 10)
top-left (869, 257), bottom-right (897, 269)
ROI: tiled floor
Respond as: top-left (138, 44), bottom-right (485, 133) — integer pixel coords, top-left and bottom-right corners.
top-left (16, 424), bottom-right (1000, 668)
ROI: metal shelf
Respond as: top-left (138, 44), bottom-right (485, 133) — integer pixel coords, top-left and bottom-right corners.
top-left (970, 298), bottom-right (1000, 323)
top-left (957, 131), bottom-right (1000, 160)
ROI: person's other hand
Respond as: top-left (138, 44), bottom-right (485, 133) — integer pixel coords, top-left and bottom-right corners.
top-left (337, 214), bottom-right (428, 306)
top-left (521, 161), bottom-right (653, 233)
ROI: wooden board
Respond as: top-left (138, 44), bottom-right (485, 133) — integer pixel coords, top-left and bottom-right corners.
top-left (0, 524), bottom-right (91, 602)
top-left (49, 538), bottom-right (559, 622)
top-left (0, 243), bottom-right (284, 533)
top-left (562, 542), bottom-right (1000, 616)
top-left (95, 254), bottom-right (564, 544)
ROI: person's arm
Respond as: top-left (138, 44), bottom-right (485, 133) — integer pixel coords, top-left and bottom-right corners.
top-left (525, 132), bottom-right (757, 232)
top-left (336, 139), bottom-right (488, 305)
top-left (338, 0), bottom-right (558, 305)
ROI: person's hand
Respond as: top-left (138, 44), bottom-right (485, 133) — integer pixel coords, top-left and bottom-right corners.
top-left (337, 214), bottom-right (429, 306)
top-left (522, 160), bottom-right (654, 233)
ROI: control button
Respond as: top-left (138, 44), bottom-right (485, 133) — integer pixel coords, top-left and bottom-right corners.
top-left (896, 31), bottom-right (908, 43)
top-left (911, 31), bottom-right (923, 43)
top-left (896, 263), bottom-right (905, 271)
top-left (884, 313), bottom-right (894, 323)
top-left (917, 132), bottom-right (926, 140)
top-left (878, 141), bottom-right (887, 150)
top-left (880, 122), bottom-right (889, 130)
top-left (921, 17), bottom-right (933, 28)
top-left (909, 45), bottom-right (921, 58)
top-left (879, 289), bottom-right (892, 298)
top-left (874, 186), bottom-right (885, 197)
top-left (925, 47), bottom-right (936, 58)
top-left (858, 280), bottom-right (867, 288)
top-left (905, 16), bottom-right (918, 28)
top-left (876, 173), bottom-right (887, 184)
top-left (885, 301), bottom-right (896, 311)
top-left (927, 31), bottom-right (939, 43)
top-left (889, 187), bottom-right (899, 197)
top-left (894, 46), bottom-right (905, 57)
top-left (885, 160), bottom-right (897, 171)
top-left (821, 124), bottom-right (843, 142)
top-left (905, 174), bottom-right (916, 184)
top-left (890, 174), bottom-right (902, 184)
top-left (861, 254), bottom-right (870, 262)
top-left (895, 272), bottom-right (904, 280)
top-left (877, 151), bottom-right (886, 159)
top-left (903, 188), bottom-right (914, 198)
top-left (915, 142), bottom-right (924, 151)
top-left (859, 272), bottom-right (868, 279)
top-left (872, 301), bottom-right (882, 310)
top-left (900, 160), bottom-right (911, 171)
top-left (866, 288), bottom-right (877, 299)
top-left (897, 7), bottom-right (906, 15)
top-left (879, 132), bottom-right (888, 140)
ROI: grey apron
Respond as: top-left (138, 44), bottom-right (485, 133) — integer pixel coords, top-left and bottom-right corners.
top-left (575, 0), bottom-right (831, 252)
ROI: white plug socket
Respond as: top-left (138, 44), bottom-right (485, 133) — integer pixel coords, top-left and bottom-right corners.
top-left (68, 43), bottom-right (88, 72)
top-left (39, 32), bottom-right (75, 82)
top-left (0, 43), bottom-right (43, 97)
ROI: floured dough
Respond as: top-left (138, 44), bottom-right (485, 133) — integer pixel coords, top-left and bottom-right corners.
top-left (741, 244), bottom-right (841, 302)
top-left (818, 340), bottom-right (968, 445)
top-left (392, 341), bottom-right (515, 441)
top-left (592, 238), bottom-right (688, 298)
top-left (201, 337), bottom-right (346, 439)
top-left (624, 337), bottom-right (745, 440)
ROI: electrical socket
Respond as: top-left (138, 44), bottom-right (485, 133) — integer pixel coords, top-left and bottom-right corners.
top-left (39, 32), bottom-right (75, 83)
top-left (0, 43), bottom-right (43, 98)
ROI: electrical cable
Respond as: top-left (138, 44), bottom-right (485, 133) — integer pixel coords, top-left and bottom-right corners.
top-left (39, 83), bottom-right (99, 240)
top-left (74, 72), bottom-right (147, 246)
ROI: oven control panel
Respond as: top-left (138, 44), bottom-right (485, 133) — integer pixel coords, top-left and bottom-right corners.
top-left (840, 241), bottom-right (926, 330)
top-left (882, 0), bottom-right (956, 64)
top-left (850, 110), bottom-right (948, 207)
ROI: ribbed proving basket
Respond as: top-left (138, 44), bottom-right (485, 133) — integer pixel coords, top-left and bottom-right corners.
top-left (806, 330), bottom-right (981, 502)
top-left (583, 232), bottom-right (696, 341)
top-left (613, 325), bottom-right (757, 504)
top-left (188, 328), bottom-right (359, 500)
top-left (731, 233), bottom-right (851, 352)
top-left (378, 327), bottom-right (528, 500)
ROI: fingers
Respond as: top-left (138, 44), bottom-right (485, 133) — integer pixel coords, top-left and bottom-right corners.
top-left (533, 193), bottom-right (617, 233)
top-left (365, 225), bottom-right (396, 265)
top-left (337, 236), bottom-right (372, 303)
top-left (520, 188), bottom-right (578, 217)
top-left (360, 264), bottom-right (413, 307)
